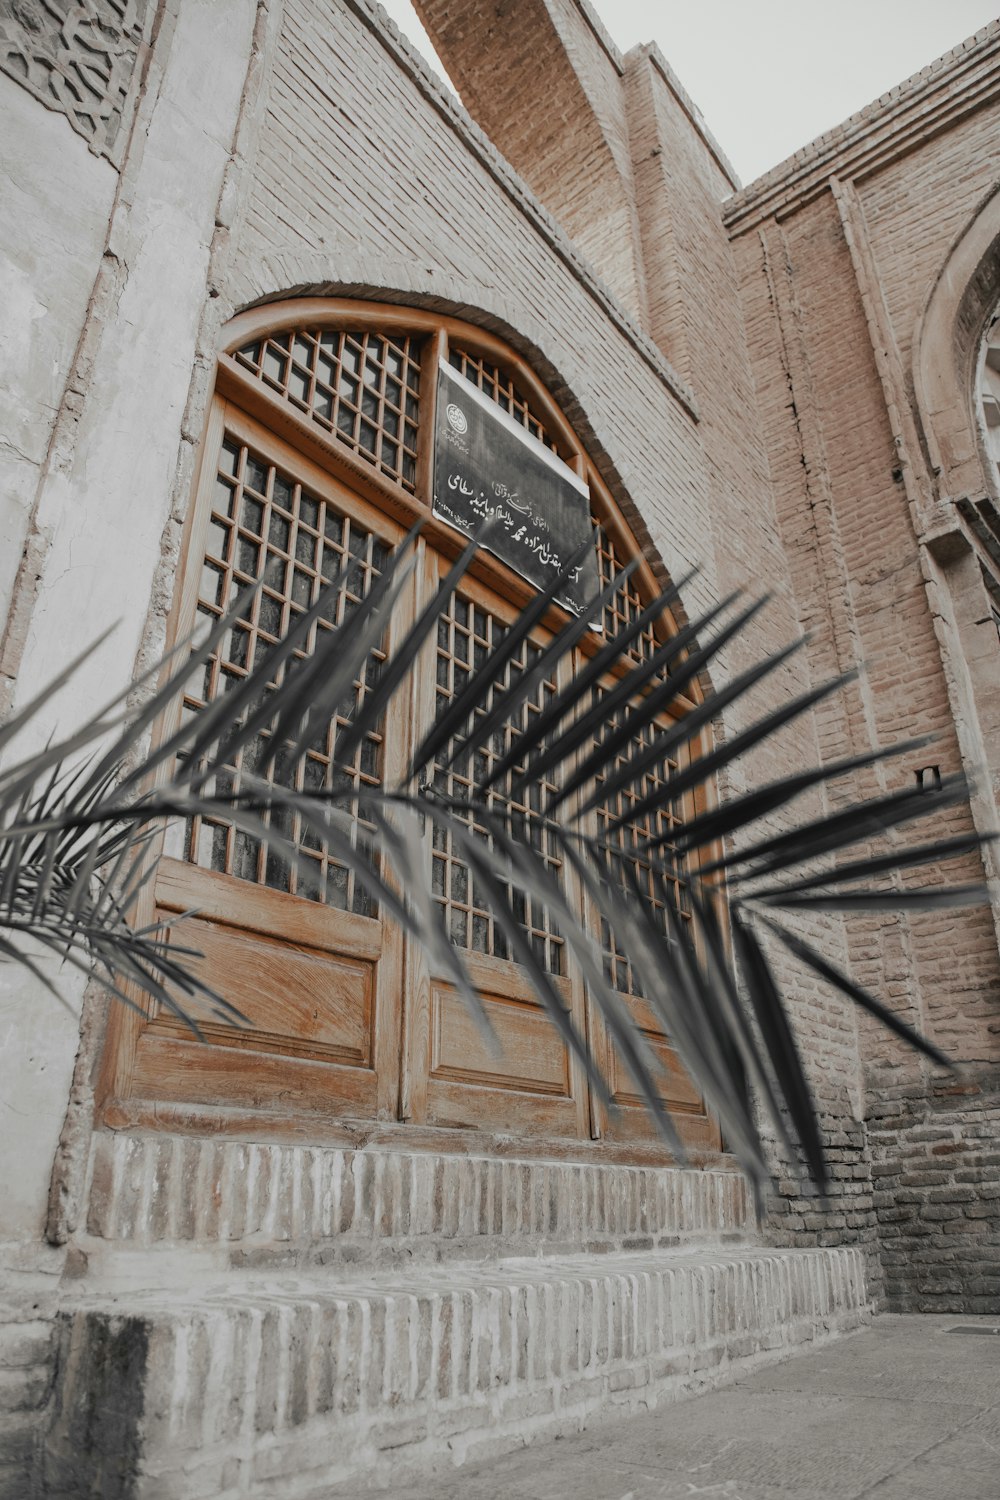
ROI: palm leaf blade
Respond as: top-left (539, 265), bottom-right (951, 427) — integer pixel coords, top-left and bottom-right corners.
top-left (729, 907), bottom-right (829, 1194)
top-left (761, 916), bottom-right (955, 1071)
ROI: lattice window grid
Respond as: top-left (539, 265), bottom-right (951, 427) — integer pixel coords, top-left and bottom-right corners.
top-left (430, 594), bottom-right (565, 975)
top-left (235, 329), bottom-right (421, 492)
top-left (182, 434), bottom-right (388, 915)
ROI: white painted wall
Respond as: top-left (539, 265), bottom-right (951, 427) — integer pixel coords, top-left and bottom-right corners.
top-left (0, 0), bottom-right (258, 1249)
top-left (0, 76), bottom-right (119, 665)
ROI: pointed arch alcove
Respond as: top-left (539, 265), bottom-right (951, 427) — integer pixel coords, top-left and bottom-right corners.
top-left (99, 299), bottom-right (721, 1160)
top-left (913, 180), bottom-right (1000, 513)
top-left (911, 188), bottom-right (1000, 941)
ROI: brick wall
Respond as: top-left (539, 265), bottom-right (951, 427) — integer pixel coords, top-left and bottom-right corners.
top-left (79, 1134), bottom-right (751, 1259)
top-left (5, 0), bottom-right (996, 1334)
top-left (167, 0), bottom-right (886, 1277)
top-left (414, 0), bottom-right (649, 323)
top-left (231, 0), bottom-right (719, 609)
top-left (618, 41), bottom-right (883, 1281)
top-left (728, 25), bottom-right (1000, 1310)
top-left (869, 1071), bottom-right (1000, 1311)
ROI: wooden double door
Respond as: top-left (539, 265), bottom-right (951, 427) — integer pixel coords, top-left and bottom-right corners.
top-left (103, 396), bottom-right (720, 1157)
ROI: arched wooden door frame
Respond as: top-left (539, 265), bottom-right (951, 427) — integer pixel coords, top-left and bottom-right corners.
top-left (98, 297), bottom-right (723, 1161)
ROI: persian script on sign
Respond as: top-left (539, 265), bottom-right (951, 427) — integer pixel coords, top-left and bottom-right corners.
top-left (432, 363), bottom-right (601, 618)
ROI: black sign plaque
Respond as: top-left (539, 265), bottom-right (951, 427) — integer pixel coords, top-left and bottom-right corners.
top-left (432, 363), bottom-right (601, 617)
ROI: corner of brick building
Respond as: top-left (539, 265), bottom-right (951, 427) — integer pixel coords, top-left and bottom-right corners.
top-left (413, 0), bottom-right (651, 322)
top-left (424, 1), bottom-right (1000, 1313)
top-left (416, 0), bottom-right (906, 1307)
top-left (725, 22), bottom-right (1000, 1311)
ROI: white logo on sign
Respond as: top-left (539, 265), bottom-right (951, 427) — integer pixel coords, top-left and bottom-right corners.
top-left (446, 402), bottom-right (468, 435)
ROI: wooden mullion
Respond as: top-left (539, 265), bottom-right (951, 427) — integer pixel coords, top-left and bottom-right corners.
top-left (552, 644), bottom-right (595, 1142)
top-left (571, 662), bottom-right (618, 1142)
top-left (416, 327), bottom-right (445, 505)
top-left (371, 537), bottom-right (420, 1122)
top-left (398, 539), bottom-right (438, 1125)
top-left (95, 397), bottom-right (229, 1112)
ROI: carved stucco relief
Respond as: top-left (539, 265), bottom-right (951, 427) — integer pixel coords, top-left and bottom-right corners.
top-left (0, 0), bottom-right (149, 162)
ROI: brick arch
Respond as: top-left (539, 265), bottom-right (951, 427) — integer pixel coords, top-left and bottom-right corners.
top-left (913, 180), bottom-right (1000, 507)
top-left (224, 252), bottom-right (613, 440)
top-left (98, 292), bottom-right (725, 1157)
top-left (910, 185), bottom-right (1000, 953)
top-left (218, 260), bottom-right (705, 636)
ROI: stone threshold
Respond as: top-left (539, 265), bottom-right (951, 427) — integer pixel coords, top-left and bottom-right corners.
top-left (81, 1131), bottom-right (752, 1259)
top-left (42, 1243), bottom-right (871, 1498)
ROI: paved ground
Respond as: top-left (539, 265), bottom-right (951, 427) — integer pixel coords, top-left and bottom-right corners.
top-left (391, 1314), bottom-right (1000, 1500)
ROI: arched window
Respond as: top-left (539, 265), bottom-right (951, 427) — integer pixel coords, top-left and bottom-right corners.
top-left (101, 300), bottom-right (720, 1158)
top-left (975, 313), bottom-right (1000, 636)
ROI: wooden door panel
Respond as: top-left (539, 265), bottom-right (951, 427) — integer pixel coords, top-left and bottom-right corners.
top-left (607, 1030), bottom-right (703, 1115)
top-left (422, 953), bottom-right (581, 1135)
top-left (425, 1079), bottom-right (584, 1137)
top-left (603, 1092), bottom-right (723, 1151)
top-left (148, 913), bottom-right (375, 1066)
top-left (429, 983), bottom-right (572, 1098)
top-left (582, 683), bottom-right (722, 1151)
top-left (129, 928), bottom-right (393, 1119)
top-left (406, 558), bottom-right (591, 1140)
top-left (155, 859), bottom-right (382, 958)
top-left (129, 1030), bottom-right (379, 1118)
top-left (596, 985), bottom-right (721, 1151)
top-left (105, 357), bottom-right (727, 1160)
top-left (592, 990), bottom-right (722, 1152)
top-left (109, 399), bottom-right (410, 1126)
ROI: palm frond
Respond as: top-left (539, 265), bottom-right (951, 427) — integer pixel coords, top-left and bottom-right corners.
top-left (1, 529), bottom-right (989, 1200)
top-left (409, 538), bottom-right (595, 781)
top-left (664, 739), bottom-right (930, 856)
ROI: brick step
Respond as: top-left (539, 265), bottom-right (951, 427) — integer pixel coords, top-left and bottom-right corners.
top-left (0, 1276), bottom-right (61, 1500)
top-left (81, 1132), bottom-right (752, 1264)
top-left (42, 1243), bottom-right (870, 1498)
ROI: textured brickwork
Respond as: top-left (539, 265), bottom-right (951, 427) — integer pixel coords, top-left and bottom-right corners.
top-left (81, 1134), bottom-right (750, 1261)
top-left (0, 1303), bottom-right (57, 1500)
top-left (762, 1104), bottom-right (883, 1310)
top-left (42, 1245), bottom-right (869, 1497)
top-left (728, 24), bottom-right (1000, 1310)
top-left (868, 1073), bottom-right (1000, 1312)
top-left (414, 0), bottom-right (649, 322)
top-left (614, 40), bottom-right (883, 1285)
top-left (855, 107), bottom-right (1000, 382)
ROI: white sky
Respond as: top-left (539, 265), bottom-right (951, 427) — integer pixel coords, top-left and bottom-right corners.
top-left (378, 0), bottom-right (1000, 184)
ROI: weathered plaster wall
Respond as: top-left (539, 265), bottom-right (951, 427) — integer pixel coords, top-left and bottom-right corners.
top-left (0, 75), bottom-right (119, 687)
top-left (0, 0), bottom-right (259, 1253)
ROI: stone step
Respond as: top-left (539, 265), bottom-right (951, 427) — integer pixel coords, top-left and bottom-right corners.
top-left (81, 1132), bottom-right (752, 1264)
top-left (0, 1269), bottom-right (61, 1500)
top-left (42, 1244), bottom-right (871, 1499)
